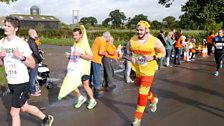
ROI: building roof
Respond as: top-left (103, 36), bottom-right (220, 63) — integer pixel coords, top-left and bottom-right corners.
top-left (10, 14), bottom-right (60, 22)
top-left (31, 5), bottom-right (39, 9)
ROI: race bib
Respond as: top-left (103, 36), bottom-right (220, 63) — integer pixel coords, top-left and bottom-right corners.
top-left (5, 61), bottom-right (18, 79)
top-left (216, 43), bottom-right (223, 49)
top-left (136, 55), bottom-right (147, 66)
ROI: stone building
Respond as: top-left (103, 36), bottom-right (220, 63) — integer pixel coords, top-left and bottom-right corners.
top-left (10, 5), bottom-right (60, 29)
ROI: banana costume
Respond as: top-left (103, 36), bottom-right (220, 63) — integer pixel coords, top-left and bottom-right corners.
top-left (58, 25), bottom-right (92, 100)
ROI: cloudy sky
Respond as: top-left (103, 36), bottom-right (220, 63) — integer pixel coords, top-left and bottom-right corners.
top-left (0, 0), bottom-right (188, 24)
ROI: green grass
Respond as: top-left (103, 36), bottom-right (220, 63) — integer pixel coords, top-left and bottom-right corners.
top-left (0, 67), bottom-right (7, 87)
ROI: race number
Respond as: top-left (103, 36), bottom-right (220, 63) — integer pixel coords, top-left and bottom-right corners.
top-left (136, 55), bottom-right (147, 66)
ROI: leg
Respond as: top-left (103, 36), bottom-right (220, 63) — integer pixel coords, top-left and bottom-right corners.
top-left (82, 75), bottom-right (97, 109)
top-left (74, 88), bottom-right (82, 97)
top-left (73, 88), bottom-right (86, 108)
top-left (91, 62), bottom-right (102, 89)
top-left (177, 48), bottom-right (182, 64)
top-left (134, 76), bottom-right (154, 121)
top-left (20, 101), bottom-right (45, 120)
top-left (29, 64), bottom-right (39, 94)
top-left (83, 79), bottom-right (94, 99)
top-left (125, 60), bottom-right (133, 83)
top-left (214, 53), bottom-right (223, 71)
top-left (174, 48), bottom-right (178, 64)
top-left (102, 57), bottom-right (109, 86)
top-left (10, 107), bottom-right (21, 126)
top-left (103, 57), bottom-right (114, 86)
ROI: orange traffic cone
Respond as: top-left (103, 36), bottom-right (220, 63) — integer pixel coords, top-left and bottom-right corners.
top-left (201, 47), bottom-right (207, 57)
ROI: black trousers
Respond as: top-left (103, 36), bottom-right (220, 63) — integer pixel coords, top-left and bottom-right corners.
top-left (102, 57), bottom-right (116, 86)
top-left (207, 43), bottom-right (213, 55)
top-left (214, 53), bottom-right (224, 71)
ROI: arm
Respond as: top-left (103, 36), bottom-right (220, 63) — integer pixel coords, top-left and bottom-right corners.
top-left (0, 51), bottom-right (5, 66)
top-left (106, 44), bottom-right (118, 56)
top-left (23, 55), bottom-right (35, 69)
top-left (154, 38), bottom-right (166, 58)
top-left (144, 39), bottom-right (166, 61)
top-left (98, 39), bottom-right (106, 56)
top-left (28, 40), bottom-right (42, 62)
top-left (128, 41), bottom-right (136, 63)
top-left (13, 48), bottom-right (35, 69)
top-left (0, 59), bottom-right (3, 66)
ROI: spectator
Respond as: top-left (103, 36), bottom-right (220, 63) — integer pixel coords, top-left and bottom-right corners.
top-left (90, 32), bottom-right (111, 93)
top-left (102, 37), bottom-right (122, 89)
top-left (122, 41), bottom-right (134, 84)
top-left (157, 29), bottom-right (166, 68)
top-left (27, 28), bottom-right (42, 96)
top-left (206, 31), bottom-right (215, 55)
top-left (165, 31), bottom-right (174, 66)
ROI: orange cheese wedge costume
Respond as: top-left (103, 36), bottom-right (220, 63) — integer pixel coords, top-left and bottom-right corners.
top-left (129, 21), bottom-right (165, 123)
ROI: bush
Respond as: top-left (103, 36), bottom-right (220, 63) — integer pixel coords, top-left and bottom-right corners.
top-left (0, 67), bottom-right (7, 87)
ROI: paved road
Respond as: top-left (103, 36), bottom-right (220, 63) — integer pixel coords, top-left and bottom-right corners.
top-left (0, 44), bottom-right (224, 126)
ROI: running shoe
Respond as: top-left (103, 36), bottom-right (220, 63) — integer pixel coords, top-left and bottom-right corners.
top-left (87, 99), bottom-right (97, 109)
top-left (74, 96), bottom-right (87, 108)
top-left (41, 115), bottom-right (54, 126)
top-left (149, 97), bottom-right (159, 112)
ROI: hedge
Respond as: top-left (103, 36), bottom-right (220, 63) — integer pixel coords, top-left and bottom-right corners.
top-left (0, 67), bottom-right (7, 87)
top-left (17, 28), bottom-right (207, 46)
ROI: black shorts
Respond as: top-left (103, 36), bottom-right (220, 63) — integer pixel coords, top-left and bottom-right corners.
top-left (81, 75), bottom-right (90, 82)
top-left (8, 82), bottom-right (30, 108)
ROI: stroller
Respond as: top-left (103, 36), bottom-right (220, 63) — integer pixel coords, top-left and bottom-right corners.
top-left (35, 49), bottom-right (53, 89)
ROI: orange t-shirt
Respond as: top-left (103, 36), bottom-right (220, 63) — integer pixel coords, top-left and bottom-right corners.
top-left (91, 37), bottom-right (106, 64)
top-left (207, 34), bottom-right (214, 44)
top-left (174, 36), bottom-right (183, 48)
top-left (105, 42), bottom-right (118, 60)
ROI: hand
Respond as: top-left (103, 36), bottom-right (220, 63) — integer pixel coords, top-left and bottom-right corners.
top-left (144, 55), bottom-right (154, 61)
top-left (64, 51), bottom-right (71, 58)
top-left (117, 44), bottom-right (123, 50)
top-left (13, 48), bottom-right (24, 60)
top-left (130, 57), bottom-right (136, 64)
top-left (0, 50), bottom-right (6, 59)
top-left (72, 50), bottom-right (81, 56)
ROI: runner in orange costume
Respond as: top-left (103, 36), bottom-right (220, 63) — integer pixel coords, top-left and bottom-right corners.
top-left (129, 20), bottom-right (166, 126)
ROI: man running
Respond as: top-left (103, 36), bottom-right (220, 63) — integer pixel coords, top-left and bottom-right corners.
top-left (129, 20), bottom-right (165, 126)
top-left (213, 29), bottom-right (224, 76)
top-left (0, 16), bottom-right (53, 126)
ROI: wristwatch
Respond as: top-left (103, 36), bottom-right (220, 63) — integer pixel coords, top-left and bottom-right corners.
top-left (153, 55), bottom-right (157, 60)
top-left (20, 56), bottom-right (26, 62)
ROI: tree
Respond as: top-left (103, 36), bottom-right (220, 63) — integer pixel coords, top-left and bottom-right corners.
top-left (158, 0), bottom-right (175, 8)
top-left (181, 0), bottom-right (224, 31)
top-left (0, 0), bottom-right (17, 4)
top-left (88, 16), bottom-right (97, 26)
top-left (102, 18), bottom-right (111, 27)
top-left (107, 9), bottom-right (126, 28)
top-left (162, 16), bottom-right (176, 29)
top-left (159, 0), bottom-right (224, 31)
top-left (127, 14), bottom-right (149, 29)
top-left (79, 16), bottom-right (97, 26)
top-left (151, 20), bottom-right (162, 29)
